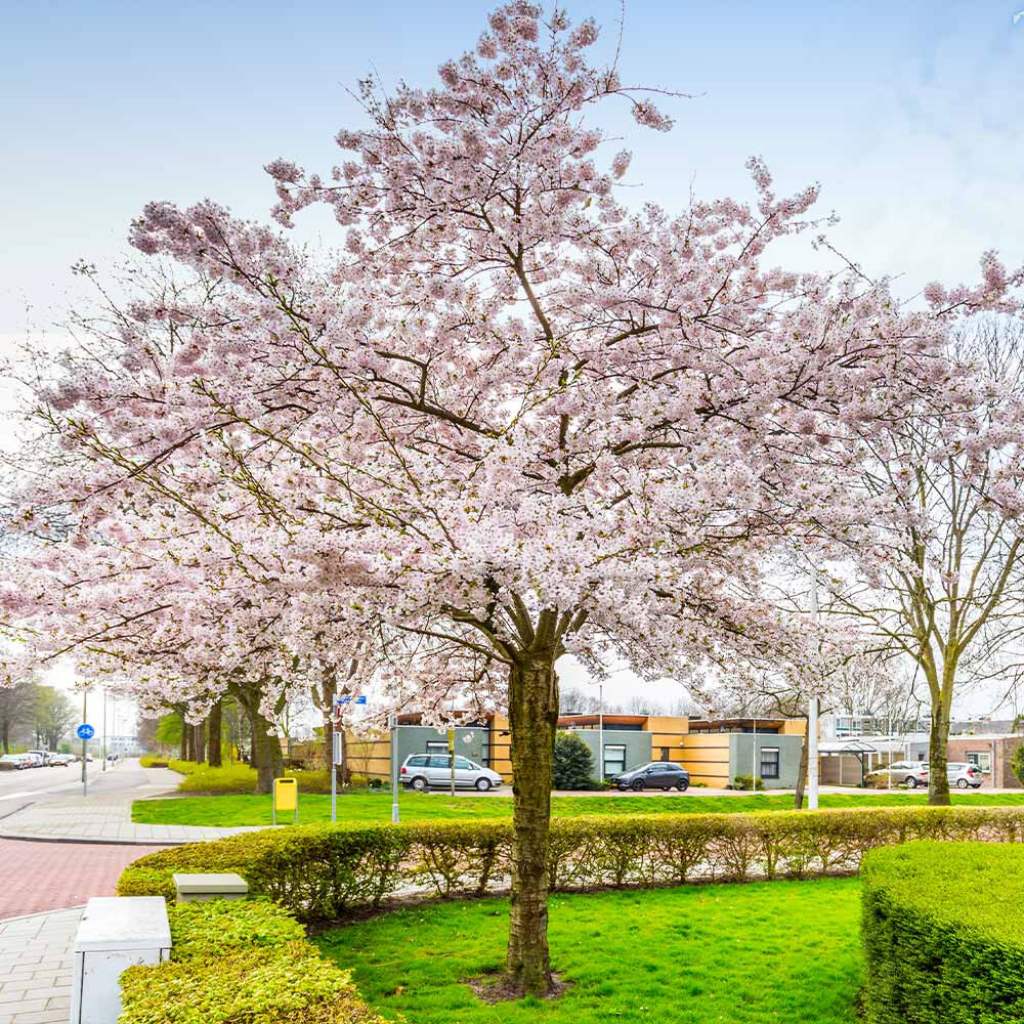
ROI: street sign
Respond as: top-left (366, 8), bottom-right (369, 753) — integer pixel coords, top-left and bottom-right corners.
top-left (333, 694), bottom-right (367, 706)
top-left (76, 724), bottom-right (95, 741)
top-left (355, 695), bottom-right (367, 705)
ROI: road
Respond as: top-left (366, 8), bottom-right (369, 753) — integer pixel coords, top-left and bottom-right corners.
top-left (0, 760), bottom-right (134, 814)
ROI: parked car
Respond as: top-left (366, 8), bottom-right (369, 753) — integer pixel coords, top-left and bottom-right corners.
top-left (613, 762), bottom-right (690, 792)
top-left (0, 753), bottom-right (33, 771)
top-left (864, 760), bottom-right (930, 788)
top-left (47, 753), bottom-right (74, 767)
top-left (21, 752), bottom-right (46, 768)
top-left (400, 753), bottom-right (503, 792)
top-left (947, 762), bottom-right (984, 789)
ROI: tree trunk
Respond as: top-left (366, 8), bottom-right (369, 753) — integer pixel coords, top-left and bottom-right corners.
top-left (1, 721), bottom-right (8, 754)
top-left (179, 720), bottom-right (188, 761)
top-left (793, 715), bottom-right (810, 809)
top-left (207, 700), bottom-right (223, 767)
top-left (928, 690), bottom-right (952, 806)
top-left (251, 706), bottom-right (283, 795)
top-left (505, 647), bottom-right (559, 997)
top-left (193, 722), bottom-right (207, 764)
top-left (183, 721), bottom-right (194, 761)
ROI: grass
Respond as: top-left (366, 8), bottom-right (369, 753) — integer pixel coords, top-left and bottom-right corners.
top-left (131, 788), bottom-right (1024, 827)
top-left (317, 877), bottom-right (862, 1024)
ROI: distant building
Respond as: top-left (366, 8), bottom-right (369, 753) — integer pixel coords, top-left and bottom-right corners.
top-left (346, 712), bottom-right (807, 789)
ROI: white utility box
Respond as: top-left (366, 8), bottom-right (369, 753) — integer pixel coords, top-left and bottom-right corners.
top-left (70, 896), bottom-right (171, 1024)
top-left (173, 872), bottom-right (249, 903)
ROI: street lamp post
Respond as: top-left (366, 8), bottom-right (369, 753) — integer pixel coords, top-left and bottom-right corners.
top-left (808, 572), bottom-right (821, 810)
top-left (598, 683), bottom-right (604, 784)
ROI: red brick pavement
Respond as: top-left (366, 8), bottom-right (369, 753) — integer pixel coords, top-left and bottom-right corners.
top-left (0, 839), bottom-right (169, 919)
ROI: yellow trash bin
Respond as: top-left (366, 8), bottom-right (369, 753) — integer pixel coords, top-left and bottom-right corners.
top-left (272, 777), bottom-right (298, 825)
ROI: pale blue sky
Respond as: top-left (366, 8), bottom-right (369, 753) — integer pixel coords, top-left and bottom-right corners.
top-left (1, 1), bottom-right (1022, 339)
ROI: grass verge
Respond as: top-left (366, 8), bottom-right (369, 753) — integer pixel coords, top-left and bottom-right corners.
top-left (132, 789), bottom-right (1024, 827)
top-left (316, 877), bottom-right (862, 1024)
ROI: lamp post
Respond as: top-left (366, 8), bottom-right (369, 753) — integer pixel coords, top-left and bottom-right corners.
top-left (101, 688), bottom-right (108, 772)
top-left (598, 682), bottom-right (604, 783)
top-left (808, 571), bottom-right (821, 810)
top-left (390, 711), bottom-right (400, 824)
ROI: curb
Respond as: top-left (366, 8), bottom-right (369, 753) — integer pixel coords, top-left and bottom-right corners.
top-left (0, 831), bottom-right (182, 846)
top-left (0, 904), bottom-right (86, 925)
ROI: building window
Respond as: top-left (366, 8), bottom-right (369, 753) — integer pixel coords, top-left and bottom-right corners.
top-left (967, 751), bottom-right (992, 773)
top-left (603, 744), bottom-right (626, 778)
top-left (426, 741), bottom-right (449, 755)
top-left (759, 747), bottom-right (781, 780)
top-left (659, 746), bottom-right (670, 761)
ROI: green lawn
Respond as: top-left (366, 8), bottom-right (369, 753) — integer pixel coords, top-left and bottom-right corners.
top-left (131, 788), bottom-right (1024, 827)
top-left (317, 877), bottom-right (862, 1024)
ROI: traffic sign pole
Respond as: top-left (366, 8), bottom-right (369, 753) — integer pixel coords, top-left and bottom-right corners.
top-left (81, 691), bottom-right (88, 797)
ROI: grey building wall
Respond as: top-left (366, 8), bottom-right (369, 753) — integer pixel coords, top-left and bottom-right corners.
top-left (729, 733), bottom-right (804, 789)
top-left (561, 728), bottom-right (652, 778)
top-left (394, 725), bottom-right (489, 765)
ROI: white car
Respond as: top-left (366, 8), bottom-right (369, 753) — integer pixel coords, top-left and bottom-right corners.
top-left (400, 754), bottom-right (503, 792)
top-left (865, 760), bottom-right (929, 788)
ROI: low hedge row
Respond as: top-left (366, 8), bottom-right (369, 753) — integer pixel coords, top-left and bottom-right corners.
top-left (120, 897), bottom-right (386, 1024)
top-left (119, 805), bottom-right (1024, 922)
top-left (164, 759), bottom-right (336, 794)
top-left (861, 841), bottom-right (1024, 1024)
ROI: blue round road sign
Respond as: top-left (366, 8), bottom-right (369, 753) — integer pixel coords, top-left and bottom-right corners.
top-left (76, 723), bottom-right (95, 740)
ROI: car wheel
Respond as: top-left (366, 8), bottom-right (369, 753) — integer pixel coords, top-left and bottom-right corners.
top-left (957, 778), bottom-right (969, 789)
top-left (475, 778), bottom-right (491, 792)
top-left (617, 782), bottom-right (628, 791)
top-left (677, 780), bottom-right (689, 792)
top-left (905, 777), bottom-right (917, 788)
top-left (631, 779), bottom-right (644, 792)
top-left (409, 776), bottom-right (428, 792)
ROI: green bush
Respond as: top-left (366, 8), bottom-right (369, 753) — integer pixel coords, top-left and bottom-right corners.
top-left (862, 842), bottom-right (1024, 1023)
top-left (553, 732), bottom-right (598, 790)
top-left (168, 899), bottom-right (304, 961)
top-left (119, 805), bottom-right (1024, 922)
top-left (140, 755), bottom-right (169, 768)
top-left (1011, 744), bottom-right (1024, 787)
top-left (730, 775), bottom-right (764, 791)
top-left (167, 760), bottom-right (334, 795)
top-left (120, 940), bottom-right (385, 1024)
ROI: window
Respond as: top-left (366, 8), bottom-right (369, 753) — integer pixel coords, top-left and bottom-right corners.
top-left (454, 756), bottom-right (475, 769)
top-left (427, 755), bottom-right (451, 769)
top-left (426, 741), bottom-right (449, 755)
top-left (407, 755), bottom-right (428, 767)
top-left (603, 744), bottom-right (626, 778)
top-left (659, 746), bottom-right (670, 761)
top-left (759, 747), bottom-right (781, 780)
top-left (967, 751), bottom-right (992, 773)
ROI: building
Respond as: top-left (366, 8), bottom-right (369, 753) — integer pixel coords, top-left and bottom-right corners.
top-left (346, 712), bottom-right (807, 789)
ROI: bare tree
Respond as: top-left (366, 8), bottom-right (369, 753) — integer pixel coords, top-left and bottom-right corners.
top-left (819, 321), bottom-right (1024, 804)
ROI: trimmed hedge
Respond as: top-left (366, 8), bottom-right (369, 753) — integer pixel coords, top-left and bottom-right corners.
top-left (119, 805), bottom-right (1024, 922)
top-left (862, 842), bottom-right (1024, 1024)
top-left (120, 898), bottom-right (386, 1024)
top-left (166, 759), bottom-right (336, 794)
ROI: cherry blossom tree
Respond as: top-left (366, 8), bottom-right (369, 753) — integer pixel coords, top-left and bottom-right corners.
top-left (5, 2), bottom-right (1022, 997)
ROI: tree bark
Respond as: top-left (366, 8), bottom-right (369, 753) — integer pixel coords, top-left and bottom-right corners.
top-left (928, 685), bottom-right (952, 806)
top-left (793, 715), bottom-right (810, 809)
top-left (207, 700), bottom-right (223, 767)
top-left (251, 706), bottom-right (283, 795)
top-left (505, 645), bottom-right (559, 997)
top-left (193, 721), bottom-right (207, 764)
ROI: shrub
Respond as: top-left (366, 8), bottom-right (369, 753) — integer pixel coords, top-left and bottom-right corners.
top-left (119, 805), bottom-right (1024, 923)
top-left (553, 732), bottom-right (597, 790)
top-left (1011, 744), bottom-right (1024, 786)
top-left (166, 760), bottom-right (335, 795)
top-left (861, 841), bottom-right (1024, 1023)
top-left (730, 775), bottom-right (764, 791)
top-left (120, 940), bottom-right (385, 1024)
top-left (140, 754), bottom-right (168, 768)
top-left (168, 899), bottom-right (304, 961)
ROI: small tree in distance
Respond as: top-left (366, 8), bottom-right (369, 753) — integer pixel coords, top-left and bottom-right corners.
top-left (553, 732), bottom-right (596, 790)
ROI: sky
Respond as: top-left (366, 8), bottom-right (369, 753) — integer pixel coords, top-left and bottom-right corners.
top-left (1, 0), bottom-right (1022, 719)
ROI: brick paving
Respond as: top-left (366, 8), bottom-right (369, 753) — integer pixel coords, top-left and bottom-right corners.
top-left (0, 908), bottom-right (81, 1024)
top-left (0, 840), bottom-right (169, 921)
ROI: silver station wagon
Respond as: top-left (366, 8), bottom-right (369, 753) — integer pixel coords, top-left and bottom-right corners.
top-left (400, 753), bottom-right (503, 792)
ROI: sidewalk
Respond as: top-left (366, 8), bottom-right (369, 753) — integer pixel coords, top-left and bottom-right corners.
top-left (0, 761), bottom-right (264, 845)
top-left (0, 907), bottom-right (80, 1024)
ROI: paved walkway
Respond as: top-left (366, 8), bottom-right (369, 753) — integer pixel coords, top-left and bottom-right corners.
top-left (0, 840), bottom-right (169, 921)
top-left (0, 908), bottom-right (80, 1024)
top-left (0, 761), bottom-right (263, 845)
